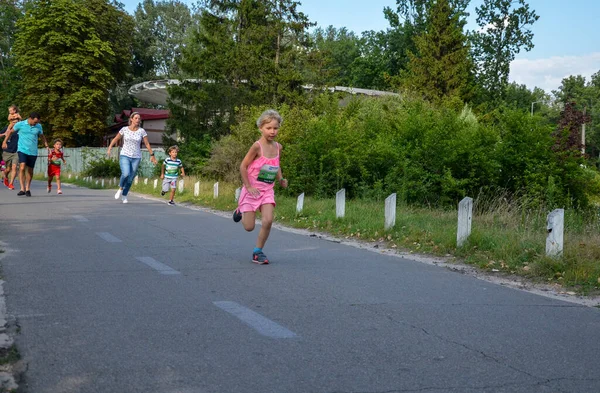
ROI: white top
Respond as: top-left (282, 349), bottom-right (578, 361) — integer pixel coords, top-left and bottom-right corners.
top-left (119, 126), bottom-right (148, 158)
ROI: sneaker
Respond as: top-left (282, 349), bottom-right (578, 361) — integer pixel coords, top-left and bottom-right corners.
top-left (122, 196), bottom-right (128, 204)
top-left (8, 184), bottom-right (14, 190)
top-left (47, 185), bottom-right (51, 193)
top-left (17, 190), bottom-right (25, 196)
top-left (25, 190), bottom-right (31, 197)
top-left (168, 200), bottom-right (175, 206)
top-left (161, 191), bottom-right (166, 196)
top-left (252, 251), bottom-right (269, 265)
top-left (233, 209), bottom-right (242, 223)
top-left (3, 178), bottom-right (8, 187)
top-left (57, 189), bottom-right (62, 195)
top-left (114, 189), bottom-right (122, 200)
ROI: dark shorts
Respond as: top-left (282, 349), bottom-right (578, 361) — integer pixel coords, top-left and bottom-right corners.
top-left (18, 152), bottom-right (37, 168)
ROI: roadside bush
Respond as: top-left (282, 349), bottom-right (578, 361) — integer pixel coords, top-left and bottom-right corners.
top-left (83, 157), bottom-right (121, 178)
top-left (202, 94), bottom-right (600, 208)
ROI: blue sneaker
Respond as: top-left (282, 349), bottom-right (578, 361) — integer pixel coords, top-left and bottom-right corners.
top-left (252, 251), bottom-right (269, 265)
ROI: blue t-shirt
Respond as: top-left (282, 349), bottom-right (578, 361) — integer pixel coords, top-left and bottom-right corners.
top-left (13, 120), bottom-right (43, 156)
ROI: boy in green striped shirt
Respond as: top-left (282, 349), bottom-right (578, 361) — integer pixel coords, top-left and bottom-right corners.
top-left (160, 145), bottom-right (185, 205)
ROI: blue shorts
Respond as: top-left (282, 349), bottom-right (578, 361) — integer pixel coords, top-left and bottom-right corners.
top-left (18, 152), bottom-right (37, 168)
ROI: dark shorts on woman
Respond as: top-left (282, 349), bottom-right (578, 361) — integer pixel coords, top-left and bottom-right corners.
top-left (17, 152), bottom-right (37, 168)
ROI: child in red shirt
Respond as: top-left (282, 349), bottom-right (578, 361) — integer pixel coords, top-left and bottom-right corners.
top-left (47, 139), bottom-right (66, 194)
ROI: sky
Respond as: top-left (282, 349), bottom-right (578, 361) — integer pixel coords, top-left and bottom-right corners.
top-left (121, 0), bottom-right (600, 93)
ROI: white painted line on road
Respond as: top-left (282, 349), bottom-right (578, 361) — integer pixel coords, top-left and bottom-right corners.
top-left (73, 215), bottom-right (89, 222)
top-left (214, 301), bottom-right (298, 339)
top-left (96, 232), bottom-right (122, 243)
top-left (135, 257), bottom-right (180, 275)
top-left (284, 247), bottom-right (319, 252)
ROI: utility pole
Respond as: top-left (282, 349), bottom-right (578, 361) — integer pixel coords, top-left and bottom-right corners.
top-left (531, 101), bottom-right (541, 116)
top-left (581, 106), bottom-right (586, 155)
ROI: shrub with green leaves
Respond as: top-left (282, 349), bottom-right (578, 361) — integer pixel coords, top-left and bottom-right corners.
top-left (203, 94), bottom-right (600, 208)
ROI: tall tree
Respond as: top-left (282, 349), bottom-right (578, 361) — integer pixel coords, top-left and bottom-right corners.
top-left (310, 26), bottom-right (361, 87)
top-left (132, 0), bottom-right (194, 79)
top-left (395, 0), bottom-right (473, 102)
top-left (13, 0), bottom-right (134, 145)
top-left (470, 0), bottom-right (538, 104)
top-left (169, 0), bottom-right (312, 143)
top-left (0, 0), bottom-right (23, 111)
top-left (553, 72), bottom-right (600, 159)
top-left (381, 0), bottom-right (470, 82)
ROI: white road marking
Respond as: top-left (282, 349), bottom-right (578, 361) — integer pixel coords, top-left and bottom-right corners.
top-left (73, 215), bottom-right (89, 222)
top-left (135, 257), bottom-right (180, 275)
top-left (284, 247), bottom-right (319, 252)
top-left (214, 301), bottom-right (298, 339)
top-left (96, 232), bottom-right (122, 243)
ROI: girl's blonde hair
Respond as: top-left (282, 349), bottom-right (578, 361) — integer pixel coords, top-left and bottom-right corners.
top-left (8, 105), bottom-right (19, 113)
top-left (256, 109), bottom-right (282, 128)
top-left (128, 112), bottom-right (141, 125)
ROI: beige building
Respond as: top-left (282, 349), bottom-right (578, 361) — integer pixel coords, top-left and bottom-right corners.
top-left (106, 108), bottom-right (170, 148)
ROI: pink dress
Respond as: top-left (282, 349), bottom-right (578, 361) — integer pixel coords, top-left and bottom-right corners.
top-left (237, 141), bottom-right (280, 213)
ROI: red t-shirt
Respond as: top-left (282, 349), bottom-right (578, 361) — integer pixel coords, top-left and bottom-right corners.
top-left (49, 150), bottom-right (63, 166)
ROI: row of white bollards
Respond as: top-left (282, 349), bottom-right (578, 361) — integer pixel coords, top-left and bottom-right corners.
top-left (73, 176), bottom-right (567, 258)
top-left (456, 196), bottom-right (564, 258)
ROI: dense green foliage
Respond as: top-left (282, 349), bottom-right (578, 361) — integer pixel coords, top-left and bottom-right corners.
top-left (205, 96), bottom-right (600, 208)
top-left (470, 0), bottom-right (539, 104)
top-left (0, 0), bottom-right (22, 112)
top-left (394, 0), bottom-right (473, 102)
top-left (12, 0), bottom-right (134, 145)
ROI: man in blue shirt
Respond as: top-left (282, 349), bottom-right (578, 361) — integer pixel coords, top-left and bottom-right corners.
top-left (3, 112), bottom-right (49, 196)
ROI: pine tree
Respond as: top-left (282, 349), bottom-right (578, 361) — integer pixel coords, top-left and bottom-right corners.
top-left (397, 0), bottom-right (473, 102)
top-left (168, 0), bottom-right (312, 142)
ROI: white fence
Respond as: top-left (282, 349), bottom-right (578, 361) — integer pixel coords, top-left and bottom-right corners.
top-left (33, 147), bottom-right (164, 178)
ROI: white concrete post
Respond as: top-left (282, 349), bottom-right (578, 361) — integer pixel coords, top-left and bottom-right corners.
top-left (235, 187), bottom-right (241, 202)
top-left (546, 209), bottom-right (564, 257)
top-left (296, 193), bottom-right (305, 213)
top-left (153, 179), bottom-right (158, 189)
top-left (75, 175), bottom-right (78, 180)
top-left (44, 172), bottom-right (48, 179)
top-left (213, 182), bottom-right (219, 199)
top-left (178, 179), bottom-right (184, 193)
top-left (113, 177), bottom-right (117, 185)
top-left (336, 188), bottom-right (345, 218)
top-left (194, 181), bottom-right (200, 197)
top-left (457, 197), bottom-right (473, 247)
top-left (385, 193), bottom-right (397, 230)
top-left (101, 179), bottom-right (105, 187)
top-left (95, 180), bottom-right (99, 185)
top-left (144, 178), bottom-right (148, 185)
top-left (134, 176), bottom-right (138, 185)
top-left (68, 174), bottom-right (72, 179)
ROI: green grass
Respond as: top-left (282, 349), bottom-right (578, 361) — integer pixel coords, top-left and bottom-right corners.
top-left (43, 173), bottom-right (600, 294)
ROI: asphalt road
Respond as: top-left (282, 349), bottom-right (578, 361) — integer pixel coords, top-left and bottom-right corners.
top-left (1, 181), bottom-right (599, 393)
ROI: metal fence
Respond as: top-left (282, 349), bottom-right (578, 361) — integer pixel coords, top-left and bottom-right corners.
top-left (33, 147), bottom-right (166, 178)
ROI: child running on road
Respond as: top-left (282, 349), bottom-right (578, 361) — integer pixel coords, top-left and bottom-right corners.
top-left (160, 145), bottom-right (185, 206)
top-left (232, 109), bottom-right (288, 265)
top-left (47, 139), bottom-right (66, 194)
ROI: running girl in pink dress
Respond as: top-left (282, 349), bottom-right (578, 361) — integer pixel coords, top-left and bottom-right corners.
top-left (233, 109), bottom-right (288, 265)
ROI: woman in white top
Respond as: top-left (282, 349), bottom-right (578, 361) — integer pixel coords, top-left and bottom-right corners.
top-left (106, 112), bottom-right (157, 203)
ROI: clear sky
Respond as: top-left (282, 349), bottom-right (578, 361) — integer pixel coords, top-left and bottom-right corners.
top-left (121, 0), bottom-right (600, 92)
